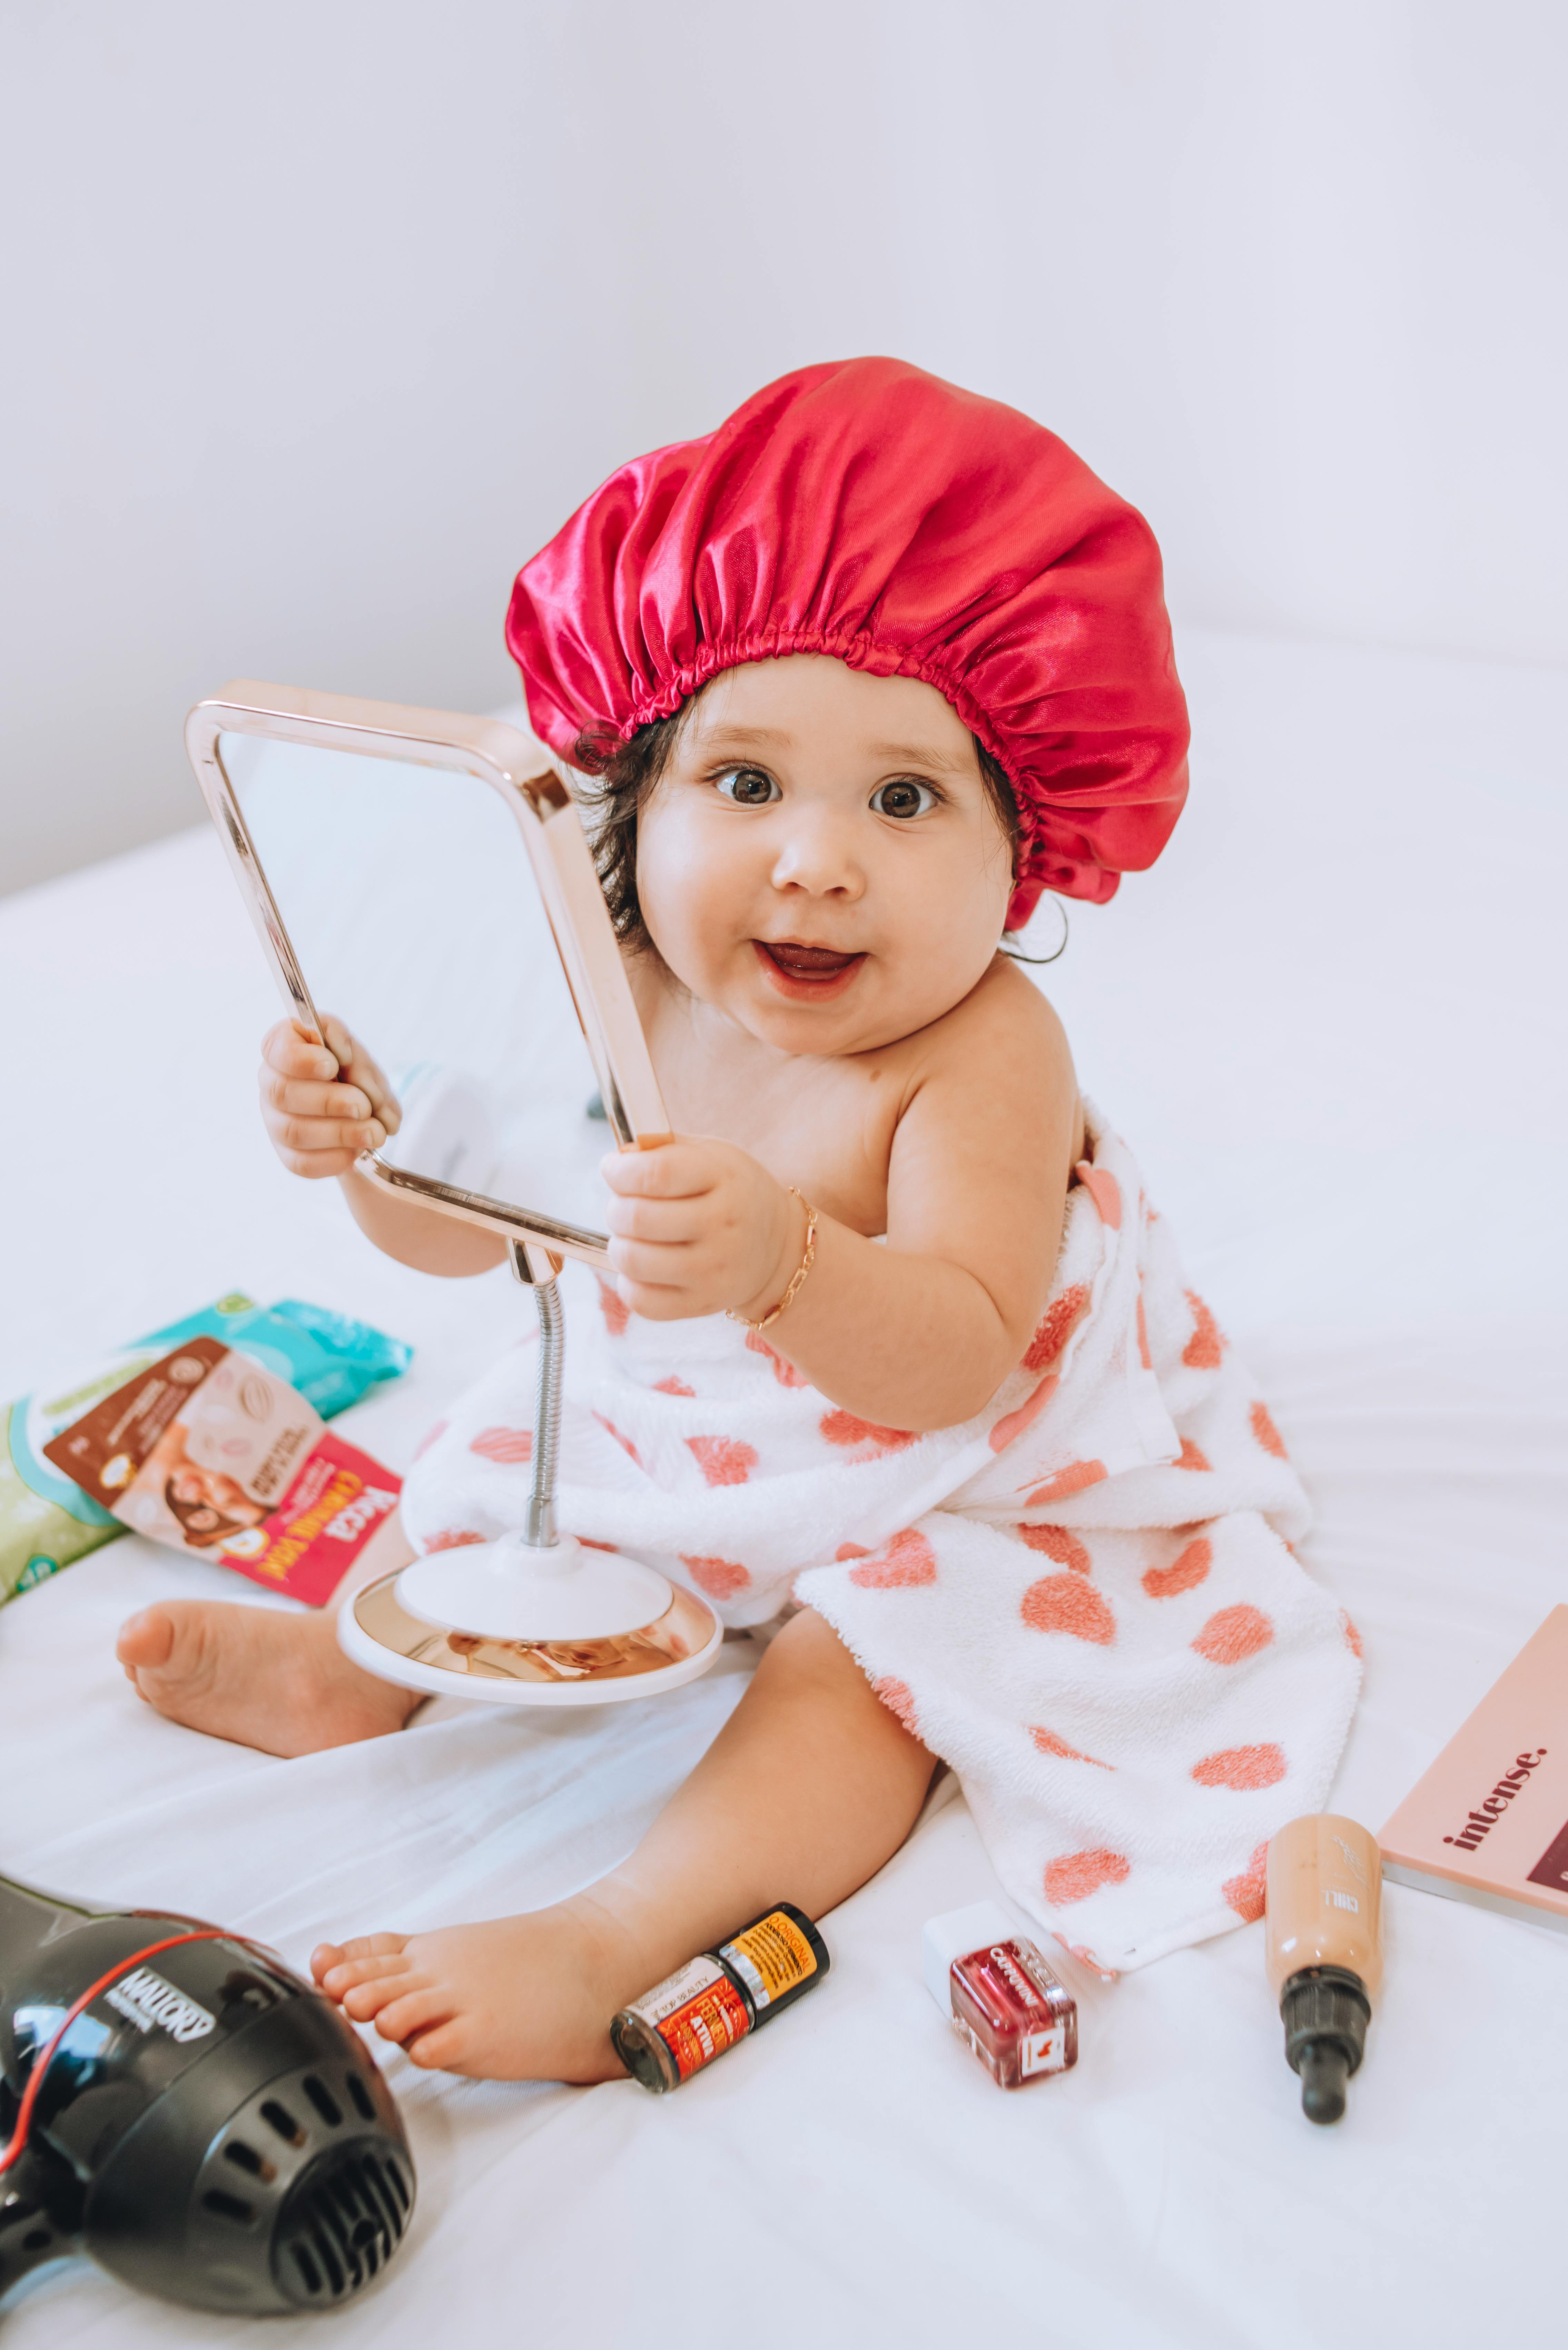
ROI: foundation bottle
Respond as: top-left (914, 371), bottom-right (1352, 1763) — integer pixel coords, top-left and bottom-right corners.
top-left (1264, 1815), bottom-right (1383, 2124)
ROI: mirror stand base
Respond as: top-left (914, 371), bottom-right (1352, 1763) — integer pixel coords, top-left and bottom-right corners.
top-left (337, 1559), bottom-right (722, 1709)
top-left (335, 1246), bottom-right (722, 1705)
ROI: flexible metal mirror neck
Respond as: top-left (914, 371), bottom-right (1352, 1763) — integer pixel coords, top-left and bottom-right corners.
top-left (509, 1242), bottom-right (564, 1549)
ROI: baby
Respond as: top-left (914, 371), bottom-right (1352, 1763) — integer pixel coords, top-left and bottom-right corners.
top-left (118, 360), bottom-right (1357, 2082)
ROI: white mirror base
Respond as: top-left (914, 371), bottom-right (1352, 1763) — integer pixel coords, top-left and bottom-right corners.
top-left (337, 1545), bottom-right (723, 1709)
top-left (396, 1531), bottom-right (673, 1642)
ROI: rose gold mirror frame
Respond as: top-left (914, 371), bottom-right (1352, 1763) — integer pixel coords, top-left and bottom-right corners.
top-left (185, 680), bottom-right (671, 1275)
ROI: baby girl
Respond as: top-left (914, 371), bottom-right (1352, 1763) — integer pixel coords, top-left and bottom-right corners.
top-left (118, 360), bottom-right (1358, 2082)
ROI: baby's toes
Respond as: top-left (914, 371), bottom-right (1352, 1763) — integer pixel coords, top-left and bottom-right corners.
top-left (338, 1963), bottom-right (425, 2022)
top-left (313, 1931), bottom-right (407, 1988)
top-left (370, 1983), bottom-right (457, 2049)
top-left (116, 1606), bottom-right (176, 1673)
top-left (400, 2018), bottom-right (473, 2073)
top-left (337, 1931), bottom-right (411, 1964)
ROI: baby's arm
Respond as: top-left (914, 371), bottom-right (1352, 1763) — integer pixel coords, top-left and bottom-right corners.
top-left (603, 966), bottom-right (1077, 1429)
top-left (259, 1017), bottom-right (505, 1277)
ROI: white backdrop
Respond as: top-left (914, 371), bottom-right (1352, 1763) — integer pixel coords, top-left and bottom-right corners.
top-left (2, 0), bottom-right (1564, 892)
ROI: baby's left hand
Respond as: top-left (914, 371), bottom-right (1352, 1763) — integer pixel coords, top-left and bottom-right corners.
top-left (600, 1138), bottom-right (801, 1323)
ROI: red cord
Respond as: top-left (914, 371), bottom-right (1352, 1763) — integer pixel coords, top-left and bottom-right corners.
top-left (0, 1928), bottom-right (275, 2177)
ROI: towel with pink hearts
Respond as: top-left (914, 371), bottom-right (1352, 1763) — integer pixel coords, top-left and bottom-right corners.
top-left (401, 1108), bottom-right (1360, 1974)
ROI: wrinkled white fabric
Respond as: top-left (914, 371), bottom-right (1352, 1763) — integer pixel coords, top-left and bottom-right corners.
top-left (8, 635), bottom-right (1567, 2346)
top-left (401, 1111), bottom-right (1360, 1972)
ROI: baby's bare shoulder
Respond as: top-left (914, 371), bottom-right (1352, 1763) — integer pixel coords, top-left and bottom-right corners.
top-left (873, 957), bottom-right (1077, 1166)
top-left (879, 958), bottom-right (1081, 1282)
top-left (916, 955), bottom-right (1072, 1084)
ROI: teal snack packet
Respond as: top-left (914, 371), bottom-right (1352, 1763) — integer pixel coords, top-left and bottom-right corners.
top-left (0, 1293), bottom-right (411, 1607)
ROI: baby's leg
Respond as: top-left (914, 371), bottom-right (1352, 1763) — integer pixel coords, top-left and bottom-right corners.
top-left (314, 1607), bottom-right (935, 2081)
top-left (116, 1526), bottom-right (418, 1756)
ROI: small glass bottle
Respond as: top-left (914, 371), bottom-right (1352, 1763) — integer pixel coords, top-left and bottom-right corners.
top-left (611, 1903), bottom-right (829, 2093)
top-left (922, 1901), bottom-right (1078, 2088)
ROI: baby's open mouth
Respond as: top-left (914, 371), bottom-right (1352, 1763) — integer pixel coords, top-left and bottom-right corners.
top-left (756, 939), bottom-right (867, 987)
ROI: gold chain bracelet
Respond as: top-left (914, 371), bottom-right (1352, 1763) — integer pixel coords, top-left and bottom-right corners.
top-left (727, 1188), bottom-right (818, 1334)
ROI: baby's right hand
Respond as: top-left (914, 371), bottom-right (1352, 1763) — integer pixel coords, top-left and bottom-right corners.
top-left (258, 1015), bottom-right (402, 1180)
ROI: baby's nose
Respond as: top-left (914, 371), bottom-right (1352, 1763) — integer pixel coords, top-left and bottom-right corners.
top-left (769, 812), bottom-right (865, 896)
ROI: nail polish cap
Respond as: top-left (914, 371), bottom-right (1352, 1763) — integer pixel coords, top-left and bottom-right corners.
top-left (921, 1900), bottom-right (1017, 2014)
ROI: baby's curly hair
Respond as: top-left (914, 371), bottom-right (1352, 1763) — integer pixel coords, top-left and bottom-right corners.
top-left (573, 694), bottom-right (1022, 955)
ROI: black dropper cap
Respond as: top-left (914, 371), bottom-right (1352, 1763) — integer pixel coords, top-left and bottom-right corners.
top-left (1280, 1966), bottom-right (1370, 2125)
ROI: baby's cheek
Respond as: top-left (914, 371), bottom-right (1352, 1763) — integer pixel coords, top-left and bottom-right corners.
top-left (637, 810), bottom-right (752, 989)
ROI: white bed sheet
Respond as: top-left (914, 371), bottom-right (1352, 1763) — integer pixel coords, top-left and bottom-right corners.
top-left (1, 627), bottom-right (1564, 2346)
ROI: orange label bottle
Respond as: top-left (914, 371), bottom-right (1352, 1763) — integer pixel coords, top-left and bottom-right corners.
top-left (611, 1905), bottom-right (829, 2094)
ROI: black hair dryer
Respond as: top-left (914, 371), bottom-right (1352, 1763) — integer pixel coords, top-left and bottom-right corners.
top-left (0, 1867), bottom-right (414, 2316)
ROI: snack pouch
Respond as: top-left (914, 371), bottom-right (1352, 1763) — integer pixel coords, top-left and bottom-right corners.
top-left (42, 1337), bottom-right (402, 1606)
top-left (1, 1293), bottom-right (411, 1606)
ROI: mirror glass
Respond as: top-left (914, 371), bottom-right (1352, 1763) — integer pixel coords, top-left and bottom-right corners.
top-left (217, 731), bottom-right (612, 1235)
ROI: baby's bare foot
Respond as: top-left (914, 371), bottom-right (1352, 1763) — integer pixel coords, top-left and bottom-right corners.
top-left (312, 1897), bottom-right (644, 2082)
top-left (117, 1600), bottom-right (417, 1757)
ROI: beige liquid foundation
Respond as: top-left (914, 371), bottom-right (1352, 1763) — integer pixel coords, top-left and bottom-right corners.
top-left (1264, 1816), bottom-right (1384, 2123)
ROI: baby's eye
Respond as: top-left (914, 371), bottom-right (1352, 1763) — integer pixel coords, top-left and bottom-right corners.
top-left (715, 766), bottom-right (781, 806)
top-left (869, 778), bottom-right (938, 820)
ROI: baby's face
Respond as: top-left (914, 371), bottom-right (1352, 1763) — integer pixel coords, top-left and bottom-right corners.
top-left (635, 656), bottom-right (1014, 1055)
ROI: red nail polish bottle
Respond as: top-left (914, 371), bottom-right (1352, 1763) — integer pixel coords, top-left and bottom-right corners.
top-left (922, 1902), bottom-right (1078, 2088)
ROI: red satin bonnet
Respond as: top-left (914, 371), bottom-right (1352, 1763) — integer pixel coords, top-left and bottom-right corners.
top-left (506, 357), bottom-right (1190, 926)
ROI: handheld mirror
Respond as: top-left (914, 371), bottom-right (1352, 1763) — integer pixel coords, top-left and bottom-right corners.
top-left (186, 681), bottom-right (721, 1704)
top-left (189, 681), bottom-right (671, 1265)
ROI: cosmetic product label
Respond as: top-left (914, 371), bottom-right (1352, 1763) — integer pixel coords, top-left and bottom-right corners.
top-left (206, 1430), bottom-right (402, 1606)
top-left (622, 1954), bottom-right (726, 2028)
top-left (1011, 1939), bottom-right (1069, 2005)
top-left (719, 1909), bottom-right (818, 2010)
top-left (623, 1955), bottom-right (751, 2083)
top-left (1526, 1818), bottom-right (1568, 1891)
top-left (43, 1340), bottom-right (400, 1604)
top-left (1020, 2027), bottom-right (1066, 2078)
top-left (44, 1337), bottom-right (247, 1497)
top-left (951, 2013), bottom-right (1068, 2081)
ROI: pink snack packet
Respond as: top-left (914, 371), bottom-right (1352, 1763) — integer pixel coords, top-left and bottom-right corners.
top-left (42, 1335), bottom-right (400, 1605)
